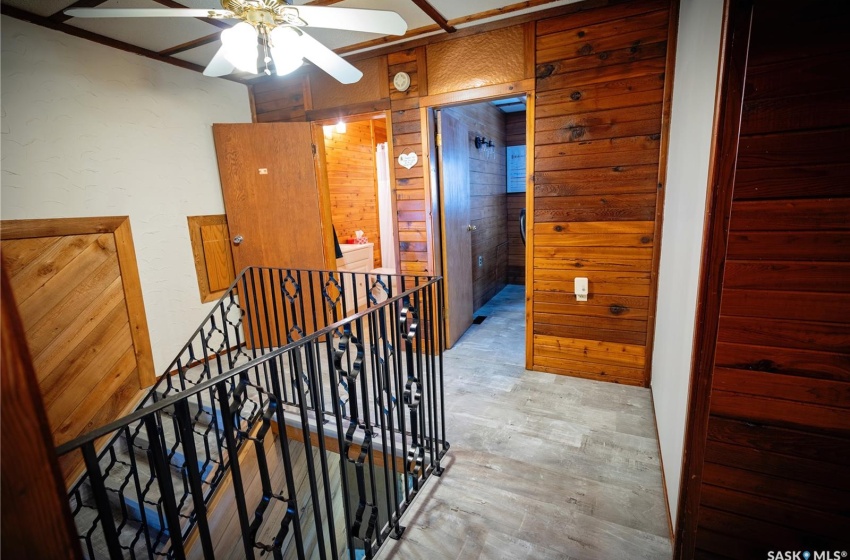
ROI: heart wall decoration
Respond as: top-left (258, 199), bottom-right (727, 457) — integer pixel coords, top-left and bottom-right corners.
top-left (398, 151), bottom-right (418, 169)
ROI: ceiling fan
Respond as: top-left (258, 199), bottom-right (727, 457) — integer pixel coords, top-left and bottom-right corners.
top-left (64, 1), bottom-right (408, 84)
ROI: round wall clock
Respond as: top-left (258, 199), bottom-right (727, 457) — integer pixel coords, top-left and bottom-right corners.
top-left (393, 71), bottom-right (411, 92)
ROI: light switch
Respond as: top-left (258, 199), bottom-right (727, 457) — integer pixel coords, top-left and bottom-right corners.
top-left (259, 168), bottom-right (268, 175)
top-left (575, 277), bottom-right (588, 302)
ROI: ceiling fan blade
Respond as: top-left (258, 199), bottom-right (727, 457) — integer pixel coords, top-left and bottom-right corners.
top-left (298, 30), bottom-right (363, 84)
top-left (64, 8), bottom-right (235, 19)
top-left (289, 6), bottom-right (407, 36)
top-left (203, 45), bottom-right (235, 78)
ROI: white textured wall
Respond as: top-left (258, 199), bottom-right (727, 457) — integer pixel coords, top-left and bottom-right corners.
top-left (650, 0), bottom-right (724, 530)
top-left (1, 16), bottom-right (251, 373)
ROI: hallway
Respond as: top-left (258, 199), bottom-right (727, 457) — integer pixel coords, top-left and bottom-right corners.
top-left (377, 285), bottom-right (672, 559)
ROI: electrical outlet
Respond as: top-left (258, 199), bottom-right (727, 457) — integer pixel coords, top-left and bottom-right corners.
top-left (478, 256), bottom-right (484, 268)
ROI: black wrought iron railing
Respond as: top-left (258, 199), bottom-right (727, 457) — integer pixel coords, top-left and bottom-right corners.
top-left (57, 266), bottom-right (449, 559)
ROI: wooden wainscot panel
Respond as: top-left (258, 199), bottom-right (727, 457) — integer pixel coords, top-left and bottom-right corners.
top-left (310, 56), bottom-right (389, 111)
top-left (530, 0), bottom-right (673, 386)
top-left (0, 216), bottom-right (155, 481)
top-left (426, 25), bottom-right (525, 95)
top-left (252, 73), bottom-right (310, 123)
top-left (188, 214), bottom-right (235, 303)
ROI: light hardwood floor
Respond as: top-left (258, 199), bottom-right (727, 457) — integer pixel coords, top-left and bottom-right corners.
top-left (376, 284), bottom-right (672, 560)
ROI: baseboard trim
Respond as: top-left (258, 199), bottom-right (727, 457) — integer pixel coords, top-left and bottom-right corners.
top-left (649, 386), bottom-right (675, 546)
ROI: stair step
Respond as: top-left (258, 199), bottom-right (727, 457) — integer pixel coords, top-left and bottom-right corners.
top-left (123, 497), bottom-right (170, 537)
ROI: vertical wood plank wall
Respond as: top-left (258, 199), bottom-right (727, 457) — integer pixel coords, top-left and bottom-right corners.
top-left (505, 111), bottom-right (527, 285)
top-left (444, 103), bottom-right (508, 311)
top-left (532, 0), bottom-right (671, 385)
top-left (680, 1), bottom-right (850, 556)
top-left (0, 216), bottom-right (155, 479)
top-left (323, 120), bottom-right (383, 267)
top-left (249, 0), bottom-right (675, 386)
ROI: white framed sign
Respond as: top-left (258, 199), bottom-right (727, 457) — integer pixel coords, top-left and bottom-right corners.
top-left (506, 145), bottom-right (526, 193)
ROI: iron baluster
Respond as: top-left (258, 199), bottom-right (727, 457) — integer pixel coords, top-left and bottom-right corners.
top-left (267, 359), bottom-right (307, 560)
top-left (82, 441), bottom-right (123, 560)
top-left (216, 381), bottom-right (255, 559)
top-left (174, 400), bottom-right (215, 559)
top-left (142, 415), bottom-right (186, 560)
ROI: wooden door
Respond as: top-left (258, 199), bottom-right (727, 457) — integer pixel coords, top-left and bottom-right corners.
top-left (213, 123), bottom-right (332, 272)
top-left (678, 1), bottom-right (850, 556)
top-left (437, 110), bottom-right (473, 347)
top-left (213, 123), bottom-right (335, 347)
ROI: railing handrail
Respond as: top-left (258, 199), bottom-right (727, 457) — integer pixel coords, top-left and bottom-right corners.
top-left (55, 272), bottom-right (441, 456)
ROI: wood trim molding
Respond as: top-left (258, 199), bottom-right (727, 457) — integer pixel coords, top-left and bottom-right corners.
top-left (421, 106), bottom-right (438, 276)
top-left (643, 0), bottom-right (682, 387)
top-left (674, 1), bottom-right (751, 556)
top-left (0, 215), bottom-right (126, 238)
top-left (0, 265), bottom-right (83, 560)
top-left (112, 218), bottom-right (157, 388)
top-left (383, 108), bottom-right (404, 272)
top-left (524, 91), bottom-right (536, 371)
top-left (305, 99), bottom-right (391, 122)
top-left (419, 78), bottom-right (535, 108)
top-left (311, 123), bottom-right (339, 270)
top-left (1, 215), bottom-right (157, 389)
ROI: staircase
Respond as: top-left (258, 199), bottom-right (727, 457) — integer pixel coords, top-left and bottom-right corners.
top-left (57, 267), bottom-right (449, 559)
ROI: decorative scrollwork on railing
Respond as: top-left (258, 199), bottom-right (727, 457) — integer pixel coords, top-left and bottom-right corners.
top-left (280, 273), bottom-right (300, 303)
top-left (368, 276), bottom-right (390, 305)
top-left (323, 274), bottom-right (343, 308)
top-left (332, 323), bottom-right (365, 421)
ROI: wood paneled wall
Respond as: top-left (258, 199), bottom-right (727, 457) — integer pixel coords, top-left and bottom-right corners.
top-left (0, 216), bottom-right (154, 479)
top-left (531, 0), bottom-right (672, 386)
top-left (323, 120), bottom-right (383, 267)
top-left (505, 111), bottom-right (526, 285)
top-left (1, 266), bottom-right (82, 559)
top-left (678, 1), bottom-right (850, 556)
top-left (248, 0), bottom-right (675, 386)
top-left (444, 103), bottom-right (508, 311)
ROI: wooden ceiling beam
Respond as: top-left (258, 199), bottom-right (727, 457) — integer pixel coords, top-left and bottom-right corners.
top-left (149, 0), bottom-right (231, 29)
top-left (2, 5), bottom-right (249, 85)
top-left (334, 0), bottom-right (583, 57)
top-left (49, 0), bottom-right (108, 23)
top-left (410, 0), bottom-right (456, 33)
top-left (159, 31), bottom-right (220, 56)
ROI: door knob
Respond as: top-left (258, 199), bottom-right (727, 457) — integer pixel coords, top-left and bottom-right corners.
top-left (233, 235), bottom-right (244, 245)
top-left (467, 225), bottom-right (477, 231)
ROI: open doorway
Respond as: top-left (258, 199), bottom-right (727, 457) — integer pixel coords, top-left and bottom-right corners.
top-left (431, 95), bottom-right (529, 349)
top-left (314, 114), bottom-right (399, 308)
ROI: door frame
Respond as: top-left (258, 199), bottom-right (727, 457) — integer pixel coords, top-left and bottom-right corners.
top-left (674, 0), bottom-right (750, 556)
top-left (419, 80), bottom-right (535, 361)
top-left (310, 110), bottom-right (401, 273)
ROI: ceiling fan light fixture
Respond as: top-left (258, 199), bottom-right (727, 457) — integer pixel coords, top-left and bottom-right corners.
top-left (269, 25), bottom-right (303, 77)
top-left (221, 22), bottom-right (259, 74)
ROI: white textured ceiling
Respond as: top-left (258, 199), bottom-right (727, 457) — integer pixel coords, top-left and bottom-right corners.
top-left (2, 0), bottom-right (574, 80)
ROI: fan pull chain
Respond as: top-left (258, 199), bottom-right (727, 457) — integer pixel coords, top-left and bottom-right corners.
top-left (261, 26), bottom-right (272, 76)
